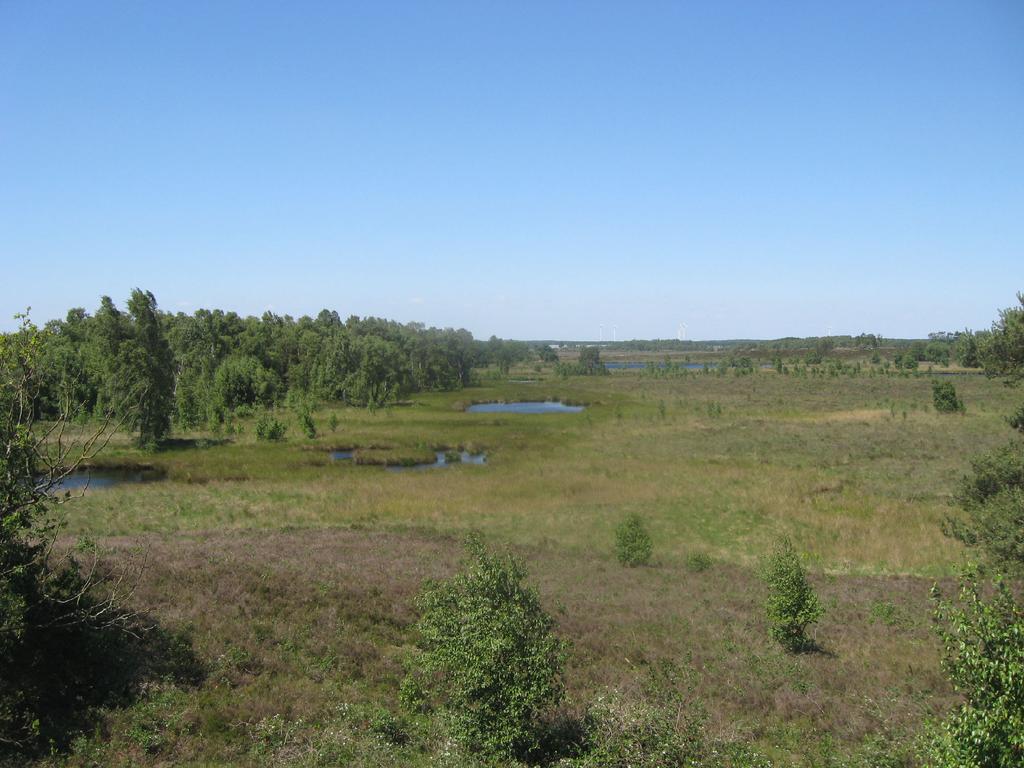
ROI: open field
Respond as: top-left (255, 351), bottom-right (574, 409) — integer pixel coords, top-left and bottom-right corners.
top-left (36, 368), bottom-right (1020, 766)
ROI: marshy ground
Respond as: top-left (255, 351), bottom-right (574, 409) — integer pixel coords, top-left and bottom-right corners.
top-left (39, 367), bottom-right (1018, 766)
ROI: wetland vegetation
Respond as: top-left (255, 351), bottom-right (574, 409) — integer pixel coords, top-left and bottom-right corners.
top-left (3, 293), bottom-right (1024, 767)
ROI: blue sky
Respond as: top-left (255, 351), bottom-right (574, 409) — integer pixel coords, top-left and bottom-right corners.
top-left (1, 1), bottom-right (1021, 340)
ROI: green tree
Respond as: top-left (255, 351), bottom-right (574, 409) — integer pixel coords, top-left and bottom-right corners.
top-left (945, 294), bottom-right (1024, 574)
top-left (346, 335), bottom-right (409, 409)
top-left (578, 345), bottom-right (602, 374)
top-left (125, 289), bottom-right (175, 444)
top-left (88, 291), bottom-right (175, 446)
top-left (955, 330), bottom-right (981, 368)
top-left (403, 535), bottom-right (566, 758)
top-left (980, 293), bottom-right (1024, 383)
top-left (537, 344), bottom-right (559, 364)
top-left (212, 355), bottom-right (279, 411)
top-left (925, 570), bottom-right (1024, 767)
top-left (946, 442), bottom-right (1024, 576)
top-left (762, 539), bottom-right (823, 652)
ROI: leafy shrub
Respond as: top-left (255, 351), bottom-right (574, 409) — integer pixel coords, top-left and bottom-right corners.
top-left (615, 514), bottom-right (653, 567)
top-left (255, 412), bottom-right (287, 441)
top-left (925, 570), bottom-right (1024, 766)
top-left (948, 489), bottom-right (1024, 577)
top-left (367, 708), bottom-right (409, 746)
top-left (1008, 403), bottom-right (1024, 434)
top-left (947, 441), bottom-right (1024, 575)
top-left (298, 409), bottom-right (317, 439)
top-left (569, 661), bottom-right (705, 768)
top-left (932, 380), bottom-right (964, 413)
top-left (685, 551), bottom-right (713, 573)
top-left (328, 413), bottom-right (340, 433)
top-left (403, 535), bottom-right (566, 759)
top-left (955, 441), bottom-right (1024, 509)
top-left (572, 691), bottom-right (704, 767)
top-left (1, 319), bottom-right (199, 754)
top-left (761, 539), bottom-right (823, 652)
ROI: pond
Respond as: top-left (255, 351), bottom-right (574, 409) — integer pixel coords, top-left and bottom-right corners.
top-left (466, 401), bottom-right (584, 414)
top-left (48, 468), bottom-right (165, 492)
top-left (330, 450), bottom-right (354, 460)
top-left (386, 451), bottom-right (487, 472)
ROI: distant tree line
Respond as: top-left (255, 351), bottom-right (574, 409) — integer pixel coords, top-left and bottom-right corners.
top-left (626, 332), bottom-right (995, 370)
top-left (21, 290), bottom-right (534, 445)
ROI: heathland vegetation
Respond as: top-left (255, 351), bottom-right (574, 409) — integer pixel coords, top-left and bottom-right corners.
top-left (2, 291), bottom-right (1024, 766)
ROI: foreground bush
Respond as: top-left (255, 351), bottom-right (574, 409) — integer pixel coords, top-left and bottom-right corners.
top-left (572, 690), bottom-right (704, 767)
top-left (614, 514), bottom-right (653, 567)
top-left (569, 661), bottom-right (706, 768)
top-left (1, 318), bottom-right (198, 755)
top-left (925, 570), bottom-right (1024, 767)
top-left (403, 534), bottom-right (567, 759)
top-left (761, 539), bottom-right (823, 652)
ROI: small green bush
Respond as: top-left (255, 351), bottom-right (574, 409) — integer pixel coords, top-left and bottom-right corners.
top-left (932, 380), bottom-right (965, 413)
top-left (685, 551), bottom-right (713, 573)
top-left (762, 539), bottom-right (823, 652)
top-left (255, 412), bottom-right (287, 441)
top-left (614, 514), bottom-right (653, 567)
top-left (573, 690), bottom-right (703, 767)
top-left (570, 661), bottom-right (706, 768)
top-left (367, 708), bottom-right (409, 746)
top-left (403, 534), bottom-right (566, 759)
top-left (298, 410), bottom-right (316, 440)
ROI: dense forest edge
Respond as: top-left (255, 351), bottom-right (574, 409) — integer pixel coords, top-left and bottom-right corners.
top-left (20, 289), bottom-right (994, 448)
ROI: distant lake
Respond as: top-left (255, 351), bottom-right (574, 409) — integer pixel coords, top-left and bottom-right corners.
top-left (466, 401), bottom-right (584, 414)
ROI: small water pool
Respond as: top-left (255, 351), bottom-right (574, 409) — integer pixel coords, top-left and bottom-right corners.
top-left (466, 401), bottom-right (584, 414)
top-left (386, 451), bottom-right (487, 472)
top-left (48, 468), bottom-right (165, 492)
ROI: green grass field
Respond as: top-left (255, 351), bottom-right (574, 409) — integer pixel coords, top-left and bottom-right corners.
top-left (39, 368), bottom-right (1020, 766)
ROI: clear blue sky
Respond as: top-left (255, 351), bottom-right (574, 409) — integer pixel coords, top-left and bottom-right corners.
top-left (1, 1), bottom-right (1021, 340)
